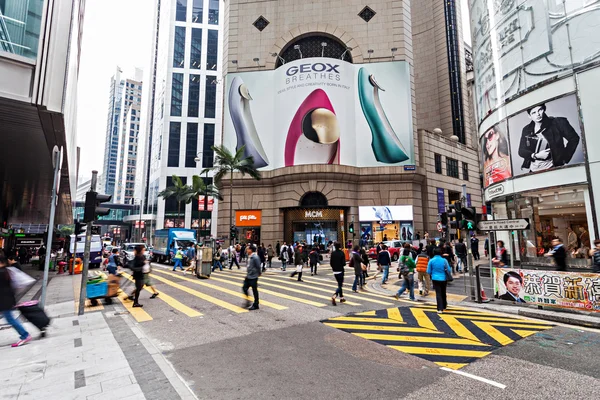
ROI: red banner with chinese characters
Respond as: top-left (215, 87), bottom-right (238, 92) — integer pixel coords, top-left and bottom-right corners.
top-left (493, 268), bottom-right (600, 312)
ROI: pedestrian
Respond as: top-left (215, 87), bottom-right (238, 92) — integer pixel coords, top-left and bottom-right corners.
top-left (0, 257), bottom-right (32, 347)
top-left (330, 242), bottom-right (346, 305)
top-left (394, 248), bottom-right (416, 301)
top-left (418, 242), bottom-right (424, 254)
top-left (129, 245), bottom-right (146, 308)
top-left (471, 234), bottom-right (480, 261)
top-left (350, 245), bottom-right (364, 292)
top-left (424, 232), bottom-right (430, 240)
top-left (143, 261), bottom-right (159, 299)
top-left (7, 253), bottom-right (23, 271)
top-left (280, 242), bottom-right (289, 271)
top-left (377, 244), bottom-right (392, 284)
top-left (427, 248), bottom-right (451, 313)
top-left (455, 238), bottom-right (467, 273)
top-left (183, 245), bottom-right (196, 275)
top-left (242, 244), bottom-right (260, 310)
top-left (240, 243), bottom-right (246, 263)
top-left (415, 249), bottom-right (431, 296)
top-left (258, 243), bottom-right (266, 272)
top-left (426, 239), bottom-right (435, 259)
top-left (360, 248), bottom-right (370, 280)
top-left (545, 238), bottom-right (567, 271)
top-left (229, 245), bottom-right (240, 269)
top-left (266, 244), bottom-right (274, 269)
top-left (484, 237), bottom-right (489, 258)
top-left (441, 240), bottom-right (456, 274)
top-left (589, 240), bottom-right (600, 273)
top-left (290, 245), bottom-right (305, 282)
top-left (275, 241), bottom-right (281, 257)
top-left (172, 247), bottom-right (184, 271)
top-left (308, 246), bottom-right (319, 276)
top-left (212, 245), bottom-right (224, 271)
top-left (492, 240), bottom-right (509, 267)
top-left (106, 248), bottom-right (120, 275)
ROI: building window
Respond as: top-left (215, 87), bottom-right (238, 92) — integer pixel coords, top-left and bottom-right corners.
top-left (185, 123), bottom-right (198, 168)
top-left (188, 75), bottom-right (200, 117)
top-left (190, 28), bottom-right (202, 69)
top-left (462, 162), bottom-right (469, 181)
top-left (176, 0), bottom-right (186, 22)
top-left (447, 158), bottom-right (459, 178)
top-left (173, 26), bottom-right (186, 68)
top-left (202, 124), bottom-right (215, 168)
top-left (208, 0), bottom-right (219, 25)
top-left (168, 122), bottom-right (181, 167)
top-left (0, 0), bottom-right (43, 59)
top-left (204, 77), bottom-right (217, 118)
top-left (434, 154), bottom-right (442, 174)
top-left (171, 73), bottom-right (183, 116)
top-left (206, 30), bottom-right (218, 70)
top-left (191, 0), bottom-right (203, 23)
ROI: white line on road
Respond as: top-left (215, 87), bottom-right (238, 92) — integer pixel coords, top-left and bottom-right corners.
top-left (440, 367), bottom-right (506, 389)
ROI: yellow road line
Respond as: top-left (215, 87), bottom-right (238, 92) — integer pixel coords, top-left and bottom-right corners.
top-left (387, 308), bottom-right (403, 322)
top-left (471, 321), bottom-right (514, 346)
top-left (438, 315), bottom-right (481, 342)
top-left (121, 272), bottom-right (202, 317)
top-left (153, 270), bottom-right (287, 310)
top-left (411, 308), bottom-right (437, 331)
top-left (211, 271), bottom-right (361, 306)
top-left (445, 315), bottom-right (553, 325)
top-left (355, 310), bottom-right (377, 316)
top-left (323, 323), bottom-right (445, 334)
top-left (116, 293), bottom-right (153, 322)
top-left (353, 333), bottom-right (490, 346)
top-left (512, 329), bottom-right (544, 337)
top-left (329, 316), bottom-right (406, 324)
top-left (149, 273), bottom-right (248, 313)
top-left (389, 345), bottom-right (492, 358)
top-left (436, 362), bottom-right (469, 370)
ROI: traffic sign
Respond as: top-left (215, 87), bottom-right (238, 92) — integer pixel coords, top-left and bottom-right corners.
top-left (437, 222), bottom-right (443, 232)
top-left (477, 219), bottom-right (530, 231)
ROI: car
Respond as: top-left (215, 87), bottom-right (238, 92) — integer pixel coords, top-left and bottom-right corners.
top-left (121, 243), bottom-right (150, 263)
top-left (103, 245), bottom-right (114, 258)
top-left (368, 240), bottom-right (412, 261)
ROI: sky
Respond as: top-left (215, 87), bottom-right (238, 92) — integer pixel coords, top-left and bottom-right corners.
top-left (76, 0), bottom-right (154, 179)
top-left (75, 0), bottom-right (472, 178)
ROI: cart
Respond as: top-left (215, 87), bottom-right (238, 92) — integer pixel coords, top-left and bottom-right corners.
top-left (86, 274), bottom-right (120, 306)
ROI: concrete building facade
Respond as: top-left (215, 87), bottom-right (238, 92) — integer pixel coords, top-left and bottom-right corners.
top-left (217, 0), bottom-right (482, 245)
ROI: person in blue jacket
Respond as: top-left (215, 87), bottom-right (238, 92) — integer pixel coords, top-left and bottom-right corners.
top-left (427, 248), bottom-right (451, 313)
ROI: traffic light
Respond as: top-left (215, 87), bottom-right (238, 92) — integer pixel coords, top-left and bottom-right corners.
top-left (447, 202), bottom-right (462, 230)
top-left (74, 220), bottom-right (86, 235)
top-left (230, 225), bottom-right (237, 240)
top-left (349, 223), bottom-right (355, 235)
top-left (83, 191), bottom-right (112, 223)
top-left (460, 207), bottom-right (477, 231)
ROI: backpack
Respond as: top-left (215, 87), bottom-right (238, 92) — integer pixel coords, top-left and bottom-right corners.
top-left (397, 257), bottom-right (409, 277)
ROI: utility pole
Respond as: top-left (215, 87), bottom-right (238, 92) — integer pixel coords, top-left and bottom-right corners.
top-left (78, 171), bottom-right (97, 316)
top-left (40, 146), bottom-right (62, 307)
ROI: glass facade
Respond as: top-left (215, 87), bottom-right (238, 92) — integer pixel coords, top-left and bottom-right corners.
top-left (0, 0), bottom-right (43, 59)
top-left (188, 74), bottom-right (200, 117)
top-left (204, 76), bottom-right (216, 118)
top-left (164, 176), bottom-right (187, 228)
top-left (190, 28), bottom-right (202, 69)
top-left (208, 0), bottom-right (219, 25)
top-left (173, 26), bottom-right (186, 68)
top-left (206, 29), bottom-right (218, 70)
top-left (176, 0), bottom-right (186, 22)
top-left (202, 124), bottom-right (215, 168)
top-left (192, 0), bottom-right (203, 23)
top-left (185, 123), bottom-right (198, 168)
top-left (171, 73), bottom-right (183, 116)
top-left (168, 122), bottom-right (181, 167)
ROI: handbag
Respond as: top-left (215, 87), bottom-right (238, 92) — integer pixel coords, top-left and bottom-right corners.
top-left (444, 264), bottom-right (454, 282)
top-left (7, 267), bottom-right (35, 295)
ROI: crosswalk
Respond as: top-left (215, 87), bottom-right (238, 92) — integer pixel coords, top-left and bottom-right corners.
top-left (86, 266), bottom-right (412, 322)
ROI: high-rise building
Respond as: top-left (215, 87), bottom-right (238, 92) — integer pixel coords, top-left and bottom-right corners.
top-left (102, 67), bottom-right (143, 205)
top-left (139, 0), bottom-right (223, 238)
top-left (0, 0), bottom-right (85, 225)
top-left (216, 0), bottom-right (481, 244)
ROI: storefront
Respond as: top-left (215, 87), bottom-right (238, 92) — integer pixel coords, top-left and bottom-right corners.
top-left (358, 206), bottom-right (414, 244)
top-left (236, 210), bottom-right (262, 244)
top-left (283, 208), bottom-right (345, 245)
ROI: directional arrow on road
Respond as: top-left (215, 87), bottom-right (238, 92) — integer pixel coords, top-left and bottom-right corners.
top-left (477, 218), bottom-right (530, 231)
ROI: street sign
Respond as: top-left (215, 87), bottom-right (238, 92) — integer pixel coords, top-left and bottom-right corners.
top-left (437, 222), bottom-right (443, 232)
top-left (477, 219), bottom-right (530, 231)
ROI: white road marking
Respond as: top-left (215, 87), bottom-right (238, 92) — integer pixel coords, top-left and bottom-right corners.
top-left (440, 367), bottom-right (506, 389)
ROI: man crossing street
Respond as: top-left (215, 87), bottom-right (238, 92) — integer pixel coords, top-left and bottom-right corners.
top-left (242, 244), bottom-right (261, 310)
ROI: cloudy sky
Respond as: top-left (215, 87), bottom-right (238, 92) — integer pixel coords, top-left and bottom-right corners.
top-left (76, 0), bottom-right (472, 179)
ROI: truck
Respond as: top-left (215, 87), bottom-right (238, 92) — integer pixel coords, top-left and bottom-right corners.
top-left (152, 229), bottom-right (197, 264)
top-left (69, 234), bottom-right (103, 268)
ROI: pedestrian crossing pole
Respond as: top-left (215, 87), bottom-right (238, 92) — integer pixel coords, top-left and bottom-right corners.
top-left (78, 171), bottom-right (97, 316)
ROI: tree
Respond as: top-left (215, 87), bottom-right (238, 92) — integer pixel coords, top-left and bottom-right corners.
top-left (158, 175), bottom-right (194, 227)
top-left (202, 145), bottom-right (261, 244)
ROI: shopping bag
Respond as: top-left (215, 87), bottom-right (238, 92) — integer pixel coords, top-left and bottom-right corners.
top-left (296, 265), bottom-right (303, 273)
top-left (7, 267), bottom-right (35, 294)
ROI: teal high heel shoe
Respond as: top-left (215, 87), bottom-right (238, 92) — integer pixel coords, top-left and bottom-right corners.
top-left (358, 68), bottom-right (409, 164)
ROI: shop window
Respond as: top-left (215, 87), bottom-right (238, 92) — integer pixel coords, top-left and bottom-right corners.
top-left (434, 154), bottom-right (442, 174)
top-left (300, 192), bottom-right (328, 207)
top-left (446, 158), bottom-right (459, 178)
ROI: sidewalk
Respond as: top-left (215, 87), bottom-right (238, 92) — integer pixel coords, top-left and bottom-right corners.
top-left (0, 273), bottom-right (196, 400)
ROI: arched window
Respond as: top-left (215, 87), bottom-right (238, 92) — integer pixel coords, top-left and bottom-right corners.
top-left (276, 35), bottom-right (352, 68)
top-left (300, 192), bottom-right (328, 207)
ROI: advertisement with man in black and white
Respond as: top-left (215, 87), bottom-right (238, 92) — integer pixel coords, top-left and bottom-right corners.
top-left (510, 94), bottom-right (582, 176)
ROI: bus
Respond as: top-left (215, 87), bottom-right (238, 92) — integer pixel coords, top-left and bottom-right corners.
top-left (69, 234), bottom-right (103, 268)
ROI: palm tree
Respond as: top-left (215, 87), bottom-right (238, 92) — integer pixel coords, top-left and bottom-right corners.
top-left (158, 175), bottom-right (194, 227)
top-left (202, 145), bottom-right (261, 244)
top-left (190, 174), bottom-right (223, 210)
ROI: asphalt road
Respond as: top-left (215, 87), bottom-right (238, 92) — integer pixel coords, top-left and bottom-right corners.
top-left (129, 261), bottom-right (600, 399)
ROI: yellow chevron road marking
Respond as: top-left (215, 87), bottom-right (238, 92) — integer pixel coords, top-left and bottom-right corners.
top-left (389, 346), bottom-right (492, 359)
top-left (411, 308), bottom-right (437, 331)
top-left (387, 307), bottom-right (403, 322)
top-left (323, 323), bottom-right (445, 334)
top-left (353, 333), bottom-right (489, 346)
